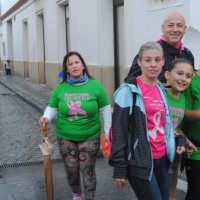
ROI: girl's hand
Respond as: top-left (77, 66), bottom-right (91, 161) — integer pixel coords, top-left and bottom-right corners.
top-left (186, 139), bottom-right (197, 157)
top-left (114, 179), bottom-right (127, 187)
top-left (176, 146), bottom-right (186, 155)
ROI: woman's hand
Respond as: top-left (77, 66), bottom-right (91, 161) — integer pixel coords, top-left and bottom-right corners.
top-left (39, 116), bottom-right (49, 125)
top-left (101, 133), bottom-right (111, 159)
top-left (114, 179), bottom-right (127, 187)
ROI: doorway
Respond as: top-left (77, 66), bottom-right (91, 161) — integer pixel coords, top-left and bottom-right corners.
top-left (113, 0), bottom-right (124, 89)
top-left (36, 12), bottom-right (46, 84)
top-left (22, 20), bottom-right (29, 78)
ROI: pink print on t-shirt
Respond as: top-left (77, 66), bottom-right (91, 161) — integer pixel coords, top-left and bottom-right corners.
top-left (67, 100), bottom-right (87, 119)
top-left (137, 77), bottom-right (166, 159)
top-left (148, 111), bottom-right (164, 140)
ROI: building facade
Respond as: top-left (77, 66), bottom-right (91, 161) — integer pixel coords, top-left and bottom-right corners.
top-left (0, 0), bottom-right (200, 100)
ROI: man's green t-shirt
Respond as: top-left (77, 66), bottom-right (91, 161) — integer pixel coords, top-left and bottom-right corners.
top-left (183, 72), bottom-right (200, 160)
top-left (48, 79), bottom-right (109, 141)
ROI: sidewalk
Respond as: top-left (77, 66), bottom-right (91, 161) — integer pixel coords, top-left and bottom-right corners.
top-left (0, 71), bottom-right (51, 113)
top-left (0, 71), bottom-right (138, 200)
top-left (0, 71), bottom-right (187, 199)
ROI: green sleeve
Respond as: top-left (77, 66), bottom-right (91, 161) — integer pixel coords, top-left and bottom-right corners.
top-left (96, 81), bottom-right (109, 108)
top-left (48, 84), bottom-right (60, 108)
top-left (183, 84), bottom-right (193, 110)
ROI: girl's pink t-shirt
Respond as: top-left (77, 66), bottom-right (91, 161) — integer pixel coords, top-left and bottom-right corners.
top-left (137, 77), bottom-right (166, 159)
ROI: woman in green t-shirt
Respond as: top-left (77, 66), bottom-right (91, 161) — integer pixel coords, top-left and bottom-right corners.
top-left (164, 58), bottom-right (194, 200)
top-left (40, 51), bottom-right (111, 200)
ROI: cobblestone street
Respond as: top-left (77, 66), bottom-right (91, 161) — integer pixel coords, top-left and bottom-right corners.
top-left (0, 73), bottom-right (186, 200)
top-left (0, 82), bottom-right (61, 166)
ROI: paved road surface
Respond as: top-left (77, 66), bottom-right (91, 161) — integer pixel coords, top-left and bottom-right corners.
top-left (0, 72), bottom-right (187, 199)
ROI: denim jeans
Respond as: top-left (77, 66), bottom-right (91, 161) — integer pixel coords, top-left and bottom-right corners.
top-left (128, 155), bottom-right (170, 200)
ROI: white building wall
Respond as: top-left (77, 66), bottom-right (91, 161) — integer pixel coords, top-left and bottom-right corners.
top-left (42, 1), bottom-right (58, 63)
top-left (1, 22), bottom-right (8, 60)
top-left (1, 0), bottom-right (114, 65)
top-left (189, 0), bottom-right (200, 31)
top-left (67, 0), bottom-right (114, 66)
top-left (0, 0), bottom-right (200, 84)
top-left (97, 0), bottom-right (114, 65)
top-left (55, 3), bottom-right (67, 63)
top-left (1, 0), bottom-right (65, 63)
top-left (123, 0), bottom-right (200, 69)
top-left (11, 4), bottom-right (35, 61)
top-left (69, 0), bottom-right (99, 64)
top-left (125, 0), bottom-right (193, 68)
top-left (184, 0), bottom-right (200, 69)
top-left (1, 1), bottom-right (36, 61)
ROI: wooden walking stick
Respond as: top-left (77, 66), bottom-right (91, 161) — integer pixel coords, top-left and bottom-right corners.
top-left (40, 119), bottom-right (54, 200)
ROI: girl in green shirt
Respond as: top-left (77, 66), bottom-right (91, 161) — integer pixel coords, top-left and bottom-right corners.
top-left (164, 58), bottom-right (194, 200)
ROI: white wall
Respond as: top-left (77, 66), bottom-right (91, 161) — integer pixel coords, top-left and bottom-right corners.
top-left (125, 0), bottom-right (192, 69)
top-left (97, 0), bottom-right (114, 66)
top-left (0, 0), bottom-right (199, 69)
top-left (55, 3), bottom-right (67, 63)
top-left (69, 0), bottom-right (98, 64)
top-left (183, 0), bottom-right (200, 68)
top-left (184, 27), bottom-right (200, 69)
top-left (43, 1), bottom-right (58, 63)
top-left (124, 0), bottom-right (200, 69)
top-left (0, 0), bottom-right (115, 65)
top-left (189, 0), bottom-right (200, 31)
top-left (1, 0), bottom-right (66, 63)
top-left (68, 0), bottom-right (114, 66)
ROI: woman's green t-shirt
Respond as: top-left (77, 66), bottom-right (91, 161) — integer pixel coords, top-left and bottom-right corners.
top-left (48, 79), bottom-right (109, 141)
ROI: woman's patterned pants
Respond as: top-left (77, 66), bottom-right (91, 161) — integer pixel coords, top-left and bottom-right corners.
top-left (57, 137), bottom-right (100, 200)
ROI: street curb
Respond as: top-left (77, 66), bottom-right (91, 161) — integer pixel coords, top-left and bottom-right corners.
top-left (0, 78), bottom-right (188, 187)
top-left (0, 79), bottom-right (43, 113)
